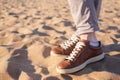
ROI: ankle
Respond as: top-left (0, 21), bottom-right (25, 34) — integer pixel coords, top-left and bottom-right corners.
top-left (80, 32), bottom-right (98, 42)
top-left (79, 33), bottom-right (89, 41)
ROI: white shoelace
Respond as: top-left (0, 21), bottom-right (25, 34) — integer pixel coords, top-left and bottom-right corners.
top-left (66, 42), bottom-right (85, 61)
top-left (60, 34), bottom-right (79, 50)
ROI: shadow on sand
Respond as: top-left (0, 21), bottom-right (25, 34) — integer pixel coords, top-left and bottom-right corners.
top-left (7, 48), bottom-right (42, 80)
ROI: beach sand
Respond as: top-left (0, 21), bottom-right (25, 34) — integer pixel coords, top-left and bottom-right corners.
top-left (0, 0), bottom-right (120, 80)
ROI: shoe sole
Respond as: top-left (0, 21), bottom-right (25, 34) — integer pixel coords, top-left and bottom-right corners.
top-left (50, 51), bottom-right (68, 57)
top-left (56, 53), bottom-right (105, 74)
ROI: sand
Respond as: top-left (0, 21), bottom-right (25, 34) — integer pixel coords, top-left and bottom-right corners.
top-left (0, 0), bottom-right (120, 80)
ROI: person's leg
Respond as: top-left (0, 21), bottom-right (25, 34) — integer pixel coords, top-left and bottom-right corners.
top-left (72, 0), bottom-right (103, 51)
top-left (68, 0), bottom-right (101, 35)
top-left (68, 0), bottom-right (102, 46)
top-left (81, 0), bottom-right (102, 46)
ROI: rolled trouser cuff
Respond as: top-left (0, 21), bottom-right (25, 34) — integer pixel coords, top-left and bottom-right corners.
top-left (75, 25), bottom-right (100, 36)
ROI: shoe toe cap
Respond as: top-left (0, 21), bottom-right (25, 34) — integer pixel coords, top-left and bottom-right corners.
top-left (57, 60), bottom-right (71, 69)
top-left (51, 46), bottom-right (63, 54)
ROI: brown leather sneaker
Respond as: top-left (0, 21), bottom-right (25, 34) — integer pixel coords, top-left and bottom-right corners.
top-left (50, 34), bottom-right (80, 56)
top-left (56, 40), bottom-right (105, 73)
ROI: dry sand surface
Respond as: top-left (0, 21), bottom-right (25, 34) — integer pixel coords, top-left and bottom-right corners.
top-left (0, 0), bottom-right (120, 80)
